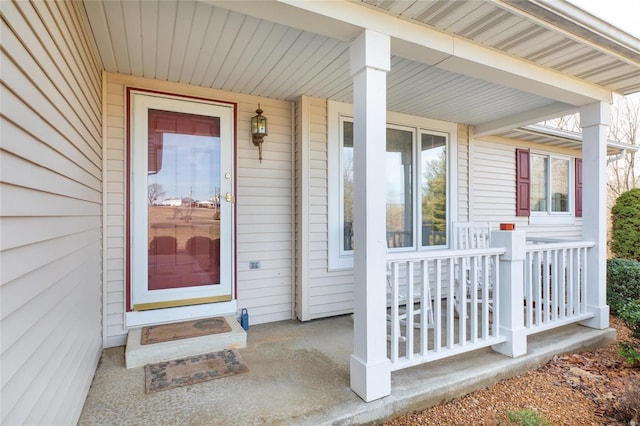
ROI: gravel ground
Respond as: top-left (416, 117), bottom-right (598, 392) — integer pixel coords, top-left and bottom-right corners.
top-left (386, 316), bottom-right (639, 426)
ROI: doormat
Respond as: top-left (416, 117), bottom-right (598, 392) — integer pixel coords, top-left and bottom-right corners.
top-left (141, 317), bottom-right (231, 345)
top-left (145, 349), bottom-right (248, 393)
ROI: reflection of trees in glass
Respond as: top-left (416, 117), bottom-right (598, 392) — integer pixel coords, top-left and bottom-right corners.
top-left (343, 121), bottom-right (354, 251)
top-left (422, 148), bottom-right (447, 241)
top-left (148, 183), bottom-right (167, 205)
top-left (343, 150), bottom-right (354, 225)
top-left (551, 158), bottom-right (569, 212)
top-left (343, 148), bottom-right (354, 251)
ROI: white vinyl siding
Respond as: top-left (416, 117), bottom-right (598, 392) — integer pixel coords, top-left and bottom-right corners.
top-left (457, 124), bottom-right (470, 222)
top-left (0, 1), bottom-right (103, 425)
top-left (296, 97), bottom-right (355, 320)
top-left (104, 73), bottom-right (294, 339)
top-left (470, 134), bottom-right (582, 239)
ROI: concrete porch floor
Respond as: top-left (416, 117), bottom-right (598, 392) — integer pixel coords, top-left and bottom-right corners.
top-left (79, 315), bottom-right (614, 425)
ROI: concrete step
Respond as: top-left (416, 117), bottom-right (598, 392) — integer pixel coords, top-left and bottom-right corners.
top-left (125, 316), bottom-right (246, 369)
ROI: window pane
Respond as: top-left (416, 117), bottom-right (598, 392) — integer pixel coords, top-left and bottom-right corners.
top-left (421, 134), bottom-right (447, 246)
top-left (531, 155), bottom-right (547, 212)
top-left (343, 121), bottom-right (354, 251)
top-left (148, 128), bottom-right (222, 289)
top-left (551, 158), bottom-right (569, 212)
top-left (386, 128), bottom-right (414, 248)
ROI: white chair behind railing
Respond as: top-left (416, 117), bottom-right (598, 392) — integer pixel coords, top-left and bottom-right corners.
top-left (386, 261), bottom-right (434, 342)
top-left (452, 222), bottom-right (493, 316)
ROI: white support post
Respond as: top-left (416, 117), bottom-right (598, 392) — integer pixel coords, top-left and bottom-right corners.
top-left (349, 29), bottom-right (391, 402)
top-left (579, 102), bottom-right (610, 329)
top-left (491, 230), bottom-right (527, 357)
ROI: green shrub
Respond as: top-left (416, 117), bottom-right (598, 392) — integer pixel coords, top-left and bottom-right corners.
top-left (618, 342), bottom-right (640, 365)
top-left (607, 258), bottom-right (640, 314)
top-left (618, 299), bottom-right (640, 339)
top-left (610, 188), bottom-right (640, 261)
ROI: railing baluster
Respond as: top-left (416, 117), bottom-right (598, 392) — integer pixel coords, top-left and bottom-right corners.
top-left (492, 253), bottom-right (500, 338)
top-left (390, 261), bottom-right (399, 363)
top-left (468, 255), bottom-right (477, 343)
top-left (434, 259), bottom-right (442, 352)
top-left (457, 257), bottom-right (470, 345)
top-left (581, 247), bottom-right (588, 314)
top-left (420, 260), bottom-right (428, 356)
top-left (534, 251), bottom-right (542, 327)
top-left (525, 252), bottom-right (532, 328)
top-left (481, 255), bottom-right (490, 339)
top-left (551, 249), bottom-right (558, 322)
top-left (559, 249), bottom-right (566, 320)
top-left (445, 259), bottom-right (455, 349)
top-left (406, 261), bottom-right (415, 360)
top-left (567, 248), bottom-right (574, 317)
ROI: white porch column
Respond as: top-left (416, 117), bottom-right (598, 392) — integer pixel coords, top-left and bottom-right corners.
top-left (579, 102), bottom-right (610, 329)
top-left (491, 230), bottom-right (527, 357)
top-left (349, 29), bottom-right (391, 402)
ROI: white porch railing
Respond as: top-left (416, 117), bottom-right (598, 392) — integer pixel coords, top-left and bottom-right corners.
top-left (386, 247), bottom-right (506, 371)
top-left (385, 235), bottom-right (598, 373)
top-left (523, 238), bottom-right (596, 334)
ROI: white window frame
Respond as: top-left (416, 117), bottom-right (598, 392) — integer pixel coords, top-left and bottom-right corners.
top-left (327, 100), bottom-right (457, 270)
top-left (529, 151), bottom-right (575, 225)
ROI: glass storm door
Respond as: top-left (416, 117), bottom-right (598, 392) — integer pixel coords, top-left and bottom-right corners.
top-left (130, 92), bottom-right (234, 310)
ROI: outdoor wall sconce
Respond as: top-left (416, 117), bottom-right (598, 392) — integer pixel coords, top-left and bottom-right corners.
top-left (251, 104), bottom-right (268, 163)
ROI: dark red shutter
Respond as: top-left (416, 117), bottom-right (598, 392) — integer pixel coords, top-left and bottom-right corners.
top-left (515, 149), bottom-right (530, 216)
top-left (575, 158), bottom-right (583, 217)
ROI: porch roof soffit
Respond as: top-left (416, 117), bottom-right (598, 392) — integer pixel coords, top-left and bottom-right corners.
top-left (492, 124), bottom-right (639, 156)
top-left (214, 0), bottom-right (613, 108)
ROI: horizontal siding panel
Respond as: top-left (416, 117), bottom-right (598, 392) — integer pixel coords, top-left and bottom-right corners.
top-left (236, 205), bottom-right (291, 216)
top-left (1, 152), bottom-right (101, 204)
top-left (236, 272), bottom-right (291, 286)
top-left (237, 249), bottom-right (291, 262)
top-left (0, 184), bottom-right (101, 217)
top-left (235, 214), bottom-right (291, 225)
top-left (309, 301), bottom-right (353, 316)
top-left (1, 101), bottom-right (101, 185)
top-left (236, 232), bottom-right (292, 244)
top-left (309, 283), bottom-right (353, 296)
top-left (1, 238), bottom-right (99, 322)
top-left (237, 285), bottom-right (291, 299)
top-left (245, 310), bottom-right (292, 326)
top-left (0, 216), bottom-right (99, 251)
top-left (1, 228), bottom-right (100, 286)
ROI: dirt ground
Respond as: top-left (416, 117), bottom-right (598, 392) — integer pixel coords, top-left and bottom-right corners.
top-left (386, 315), bottom-right (639, 426)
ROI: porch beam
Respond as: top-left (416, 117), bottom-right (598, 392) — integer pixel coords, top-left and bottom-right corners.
top-left (349, 29), bottom-right (391, 403)
top-left (579, 101), bottom-right (610, 329)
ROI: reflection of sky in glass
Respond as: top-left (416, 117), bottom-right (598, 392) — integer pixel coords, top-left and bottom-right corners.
top-left (386, 153), bottom-right (404, 203)
top-left (149, 133), bottom-right (220, 201)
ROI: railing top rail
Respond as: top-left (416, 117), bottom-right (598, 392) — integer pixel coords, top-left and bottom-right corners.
top-left (524, 240), bottom-right (595, 252)
top-left (386, 247), bottom-right (506, 262)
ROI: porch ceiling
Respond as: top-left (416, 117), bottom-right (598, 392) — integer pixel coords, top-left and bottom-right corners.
top-left (83, 0), bottom-right (639, 130)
